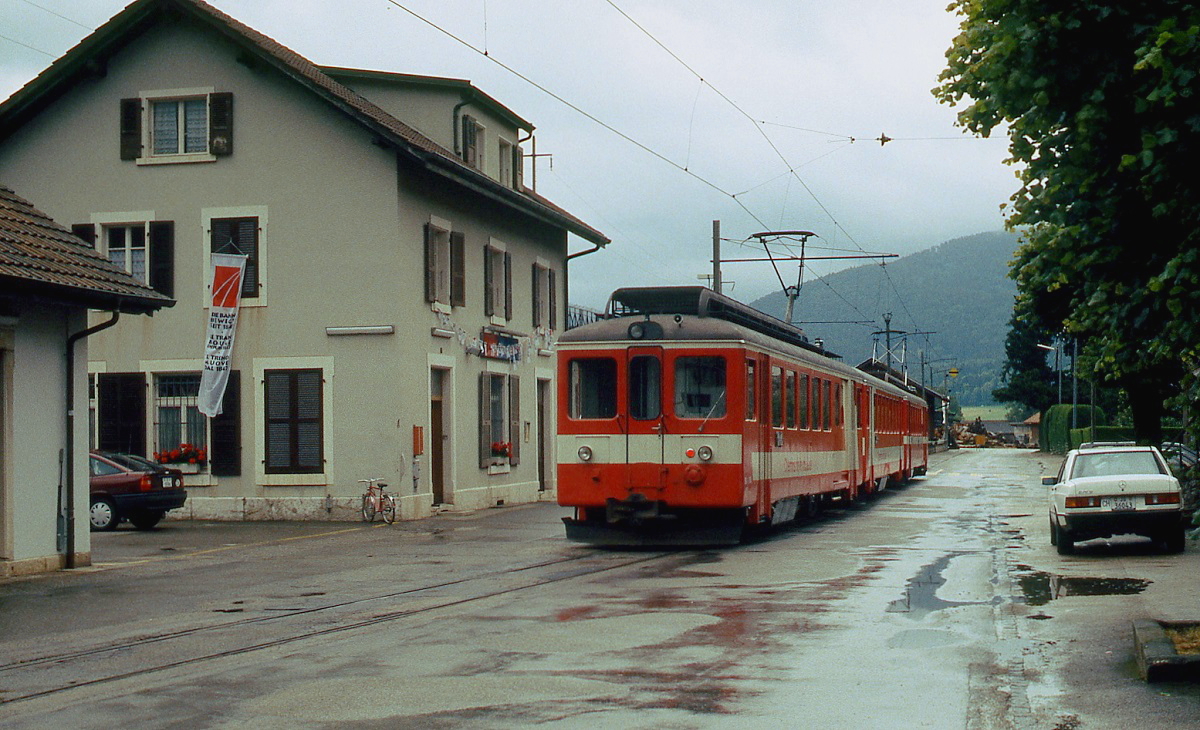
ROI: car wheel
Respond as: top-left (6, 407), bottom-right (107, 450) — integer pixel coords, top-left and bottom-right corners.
top-left (1053, 522), bottom-right (1074, 555)
top-left (130, 511), bottom-right (164, 530)
top-left (1049, 516), bottom-right (1058, 546)
top-left (1162, 527), bottom-right (1187, 554)
top-left (90, 498), bottom-right (119, 531)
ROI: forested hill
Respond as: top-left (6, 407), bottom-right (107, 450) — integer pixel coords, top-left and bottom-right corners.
top-left (748, 231), bottom-right (1021, 406)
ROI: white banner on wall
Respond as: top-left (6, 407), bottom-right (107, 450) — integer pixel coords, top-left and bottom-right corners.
top-left (198, 253), bottom-right (248, 417)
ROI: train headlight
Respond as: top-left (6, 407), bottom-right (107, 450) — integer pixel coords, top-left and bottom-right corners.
top-left (697, 445), bottom-right (714, 461)
top-left (577, 445), bottom-right (593, 462)
top-left (628, 322), bottom-right (646, 339)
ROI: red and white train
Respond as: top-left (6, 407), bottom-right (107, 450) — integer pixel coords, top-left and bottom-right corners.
top-left (557, 287), bottom-right (930, 544)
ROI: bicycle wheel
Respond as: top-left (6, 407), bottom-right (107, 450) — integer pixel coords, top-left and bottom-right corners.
top-left (381, 494), bottom-right (396, 524)
top-left (361, 494), bottom-right (376, 522)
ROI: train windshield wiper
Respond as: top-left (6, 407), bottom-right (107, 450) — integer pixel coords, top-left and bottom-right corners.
top-left (698, 389), bottom-right (726, 433)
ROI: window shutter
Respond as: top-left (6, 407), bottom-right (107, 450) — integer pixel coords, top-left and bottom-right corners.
top-left (450, 231), bottom-right (466, 307)
top-left (120, 98), bottom-right (141, 160)
top-left (503, 251), bottom-right (512, 320)
top-left (478, 373), bottom-right (492, 469)
top-left (531, 263), bottom-right (542, 328)
top-left (71, 224), bottom-right (96, 247)
top-left (265, 370), bottom-right (291, 473)
top-left (462, 115), bottom-right (478, 167)
top-left (483, 246), bottom-right (494, 317)
top-left (148, 221), bottom-right (174, 298)
top-left (508, 375), bottom-right (520, 466)
top-left (513, 145), bottom-right (524, 189)
top-left (265, 369), bottom-right (323, 474)
top-left (235, 218), bottom-right (258, 297)
top-left (423, 224), bottom-right (436, 303)
top-left (98, 373), bottom-right (147, 455)
top-left (209, 92), bottom-right (233, 156)
top-left (548, 268), bottom-right (557, 330)
top-left (295, 370), bottom-right (324, 471)
top-left (210, 370), bottom-right (241, 476)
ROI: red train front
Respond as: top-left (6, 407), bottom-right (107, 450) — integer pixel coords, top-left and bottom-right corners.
top-left (557, 286), bottom-right (929, 545)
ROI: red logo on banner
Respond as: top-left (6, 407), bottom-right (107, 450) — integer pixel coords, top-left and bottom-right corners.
top-left (211, 265), bottom-right (243, 308)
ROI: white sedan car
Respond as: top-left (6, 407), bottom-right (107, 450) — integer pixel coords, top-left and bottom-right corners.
top-left (1044, 443), bottom-right (1186, 555)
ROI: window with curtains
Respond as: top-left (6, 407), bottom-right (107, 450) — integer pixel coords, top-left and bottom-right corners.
top-left (154, 374), bottom-right (207, 465)
top-left (479, 372), bottom-right (519, 468)
top-left (105, 224), bottom-right (147, 283)
top-left (152, 98), bottom-right (208, 155)
top-left (121, 92), bottom-right (232, 162)
top-left (264, 369), bottom-right (324, 474)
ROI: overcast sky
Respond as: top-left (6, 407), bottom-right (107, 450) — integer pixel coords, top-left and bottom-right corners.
top-left (1, 0), bottom-right (1016, 315)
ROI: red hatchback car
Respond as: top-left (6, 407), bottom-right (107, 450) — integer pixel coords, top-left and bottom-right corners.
top-left (89, 451), bottom-right (187, 530)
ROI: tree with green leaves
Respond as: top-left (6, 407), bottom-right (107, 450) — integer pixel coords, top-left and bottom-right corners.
top-left (935, 2), bottom-right (1200, 444)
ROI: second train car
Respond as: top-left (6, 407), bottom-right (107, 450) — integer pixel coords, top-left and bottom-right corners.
top-left (557, 286), bottom-right (929, 545)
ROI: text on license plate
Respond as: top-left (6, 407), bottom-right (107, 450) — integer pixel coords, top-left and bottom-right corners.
top-left (1102, 496), bottom-right (1136, 511)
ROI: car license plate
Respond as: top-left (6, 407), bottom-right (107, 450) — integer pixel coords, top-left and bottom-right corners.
top-left (1103, 496), bottom-right (1136, 511)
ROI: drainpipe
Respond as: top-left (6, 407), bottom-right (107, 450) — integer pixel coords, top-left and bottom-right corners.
top-left (63, 310), bottom-right (121, 568)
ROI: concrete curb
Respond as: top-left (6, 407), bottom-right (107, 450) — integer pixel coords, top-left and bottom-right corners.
top-left (1133, 619), bottom-right (1200, 682)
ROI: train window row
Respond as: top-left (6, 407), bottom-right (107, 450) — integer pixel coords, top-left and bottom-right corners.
top-left (566, 355), bottom-right (727, 421)
top-left (760, 361), bottom-right (838, 432)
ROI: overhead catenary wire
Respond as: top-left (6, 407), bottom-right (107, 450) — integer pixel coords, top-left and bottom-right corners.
top-left (17, 0), bottom-right (94, 31)
top-left (381, 0), bottom-right (776, 233)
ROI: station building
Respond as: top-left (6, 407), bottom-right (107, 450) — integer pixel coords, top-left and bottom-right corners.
top-left (0, 0), bottom-right (608, 522)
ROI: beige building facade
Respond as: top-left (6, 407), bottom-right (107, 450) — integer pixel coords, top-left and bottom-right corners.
top-left (0, 0), bottom-right (607, 522)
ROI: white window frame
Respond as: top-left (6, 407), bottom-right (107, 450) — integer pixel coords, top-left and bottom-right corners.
top-left (202, 206), bottom-right (268, 309)
top-left (473, 121), bottom-right (487, 172)
top-left (137, 87), bottom-right (217, 165)
top-left (533, 256), bottom-right (554, 331)
top-left (498, 138), bottom-right (513, 187)
top-left (104, 223), bottom-right (149, 284)
top-left (486, 237), bottom-right (509, 325)
top-left (91, 211), bottom-right (155, 285)
top-left (428, 216), bottom-right (452, 312)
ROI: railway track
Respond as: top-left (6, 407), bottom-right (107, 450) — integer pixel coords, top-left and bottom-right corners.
top-left (0, 548), bottom-right (674, 707)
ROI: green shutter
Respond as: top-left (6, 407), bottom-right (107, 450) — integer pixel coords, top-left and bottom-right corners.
top-left (120, 98), bottom-right (141, 160)
top-left (209, 92), bottom-right (233, 156)
top-left (148, 221), bottom-right (174, 298)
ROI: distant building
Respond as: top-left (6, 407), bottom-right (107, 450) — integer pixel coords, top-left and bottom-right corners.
top-left (1012, 412), bottom-right (1041, 448)
top-left (1, 184), bottom-right (170, 576)
top-left (0, 0), bottom-right (607, 522)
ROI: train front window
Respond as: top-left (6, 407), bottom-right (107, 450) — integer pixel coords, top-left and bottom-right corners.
top-left (568, 358), bottom-right (617, 419)
top-left (629, 355), bottom-right (661, 420)
top-left (675, 356), bottom-right (726, 419)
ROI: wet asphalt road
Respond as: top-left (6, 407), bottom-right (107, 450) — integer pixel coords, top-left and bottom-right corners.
top-left (1, 448), bottom-right (1198, 728)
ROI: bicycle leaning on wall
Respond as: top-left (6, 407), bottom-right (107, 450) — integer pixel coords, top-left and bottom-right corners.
top-left (359, 478), bottom-right (396, 524)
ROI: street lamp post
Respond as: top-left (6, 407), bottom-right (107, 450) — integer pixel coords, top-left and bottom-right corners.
top-left (1037, 342), bottom-right (1062, 404)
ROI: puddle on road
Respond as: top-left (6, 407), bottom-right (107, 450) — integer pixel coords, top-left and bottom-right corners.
top-left (887, 553), bottom-right (1000, 618)
top-left (1015, 569), bottom-right (1151, 606)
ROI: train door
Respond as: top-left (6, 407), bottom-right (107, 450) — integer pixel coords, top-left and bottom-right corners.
top-left (856, 384), bottom-right (871, 493)
top-left (626, 346), bottom-right (665, 490)
top-left (747, 356), bottom-right (767, 505)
